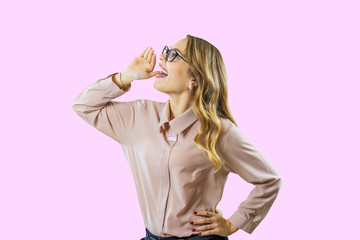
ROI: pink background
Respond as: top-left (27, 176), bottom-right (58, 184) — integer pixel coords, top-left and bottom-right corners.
top-left (1, 0), bottom-right (359, 239)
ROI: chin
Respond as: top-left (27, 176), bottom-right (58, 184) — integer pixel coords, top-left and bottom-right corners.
top-left (153, 82), bottom-right (164, 92)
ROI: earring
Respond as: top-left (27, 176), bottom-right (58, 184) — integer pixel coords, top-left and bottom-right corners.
top-left (188, 84), bottom-right (192, 90)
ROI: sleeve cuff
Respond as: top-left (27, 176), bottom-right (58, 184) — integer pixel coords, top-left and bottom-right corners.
top-left (100, 72), bottom-right (132, 97)
top-left (227, 210), bottom-right (259, 234)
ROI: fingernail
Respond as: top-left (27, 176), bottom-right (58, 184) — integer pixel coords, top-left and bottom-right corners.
top-left (190, 221), bottom-right (194, 224)
top-left (198, 233), bottom-right (202, 236)
top-left (194, 211), bottom-right (197, 214)
top-left (192, 228), bottom-right (196, 232)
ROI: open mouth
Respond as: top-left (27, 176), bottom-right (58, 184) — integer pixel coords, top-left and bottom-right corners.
top-left (158, 71), bottom-right (168, 76)
top-left (158, 64), bottom-right (169, 76)
top-left (156, 69), bottom-right (168, 78)
top-left (156, 72), bottom-right (168, 78)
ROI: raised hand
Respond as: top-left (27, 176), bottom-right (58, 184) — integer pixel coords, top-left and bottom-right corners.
top-left (122, 47), bottom-right (162, 82)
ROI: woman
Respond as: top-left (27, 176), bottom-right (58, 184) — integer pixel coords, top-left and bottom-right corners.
top-left (72, 34), bottom-right (282, 240)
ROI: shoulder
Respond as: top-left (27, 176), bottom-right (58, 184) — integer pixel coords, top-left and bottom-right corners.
top-left (215, 118), bottom-right (236, 148)
top-left (220, 118), bottom-right (235, 135)
top-left (129, 99), bottom-right (167, 122)
top-left (218, 118), bottom-right (249, 149)
top-left (129, 99), bottom-right (166, 110)
top-left (145, 99), bottom-right (167, 107)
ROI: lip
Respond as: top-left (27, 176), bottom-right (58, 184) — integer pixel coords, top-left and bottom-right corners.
top-left (155, 74), bottom-right (167, 79)
top-left (159, 63), bottom-right (168, 73)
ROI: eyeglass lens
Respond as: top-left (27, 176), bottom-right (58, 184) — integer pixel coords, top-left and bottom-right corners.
top-left (162, 46), bottom-right (177, 62)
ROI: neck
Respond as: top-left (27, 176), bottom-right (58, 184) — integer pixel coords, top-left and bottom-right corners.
top-left (168, 95), bottom-right (194, 120)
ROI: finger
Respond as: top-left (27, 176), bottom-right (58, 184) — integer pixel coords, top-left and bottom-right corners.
top-left (149, 71), bottom-right (162, 78)
top-left (195, 222), bottom-right (218, 232)
top-left (144, 48), bottom-right (150, 59)
top-left (150, 53), bottom-right (156, 68)
top-left (194, 211), bottom-right (215, 217)
top-left (140, 47), bottom-right (148, 57)
top-left (198, 229), bottom-right (218, 237)
top-left (215, 208), bottom-right (223, 216)
top-left (192, 217), bottom-right (214, 225)
top-left (147, 48), bottom-right (154, 62)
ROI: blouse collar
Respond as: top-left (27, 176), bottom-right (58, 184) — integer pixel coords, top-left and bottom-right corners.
top-left (154, 99), bottom-right (199, 135)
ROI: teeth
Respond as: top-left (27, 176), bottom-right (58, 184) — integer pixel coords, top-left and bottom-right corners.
top-left (159, 67), bottom-right (168, 75)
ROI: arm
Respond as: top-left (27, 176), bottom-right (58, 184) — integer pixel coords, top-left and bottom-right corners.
top-left (221, 123), bottom-right (282, 234)
top-left (72, 72), bottom-right (139, 145)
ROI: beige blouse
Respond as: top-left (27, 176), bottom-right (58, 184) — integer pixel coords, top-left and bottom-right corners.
top-left (72, 73), bottom-right (282, 237)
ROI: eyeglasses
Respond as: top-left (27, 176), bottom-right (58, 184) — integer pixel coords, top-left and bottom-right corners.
top-left (162, 46), bottom-right (188, 63)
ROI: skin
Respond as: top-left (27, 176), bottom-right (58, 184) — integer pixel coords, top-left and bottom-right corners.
top-left (153, 37), bottom-right (198, 120)
top-left (155, 40), bottom-right (239, 236)
top-left (118, 38), bottom-right (197, 120)
top-left (190, 209), bottom-right (239, 237)
top-left (118, 39), bottom-right (239, 237)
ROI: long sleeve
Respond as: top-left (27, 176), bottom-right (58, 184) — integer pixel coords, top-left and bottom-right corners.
top-left (72, 73), bottom-right (139, 145)
top-left (221, 123), bottom-right (282, 234)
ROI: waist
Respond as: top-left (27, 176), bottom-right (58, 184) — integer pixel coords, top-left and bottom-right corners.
top-left (145, 228), bottom-right (222, 240)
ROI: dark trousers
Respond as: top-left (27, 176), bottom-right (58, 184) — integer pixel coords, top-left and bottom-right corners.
top-left (140, 228), bottom-right (229, 240)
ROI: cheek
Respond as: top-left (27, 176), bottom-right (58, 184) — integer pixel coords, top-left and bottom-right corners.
top-left (169, 65), bottom-right (187, 79)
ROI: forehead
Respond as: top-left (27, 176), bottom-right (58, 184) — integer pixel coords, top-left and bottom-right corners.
top-left (170, 38), bottom-right (187, 55)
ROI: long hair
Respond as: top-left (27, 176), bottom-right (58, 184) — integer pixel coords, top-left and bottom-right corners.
top-left (185, 34), bottom-right (238, 173)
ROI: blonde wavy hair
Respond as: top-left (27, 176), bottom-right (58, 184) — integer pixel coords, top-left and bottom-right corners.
top-left (185, 34), bottom-right (238, 173)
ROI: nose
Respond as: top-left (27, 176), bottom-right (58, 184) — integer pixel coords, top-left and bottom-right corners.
top-left (159, 52), bottom-right (166, 62)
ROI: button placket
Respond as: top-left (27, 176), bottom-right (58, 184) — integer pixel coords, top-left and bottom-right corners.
top-left (167, 126), bottom-right (177, 142)
top-left (161, 128), bottom-right (177, 235)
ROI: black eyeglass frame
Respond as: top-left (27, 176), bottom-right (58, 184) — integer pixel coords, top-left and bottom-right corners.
top-left (162, 46), bottom-right (188, 63)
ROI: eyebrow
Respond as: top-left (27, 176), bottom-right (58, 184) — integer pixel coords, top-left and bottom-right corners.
top-left (170, 46), bottom-right (184, 56)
